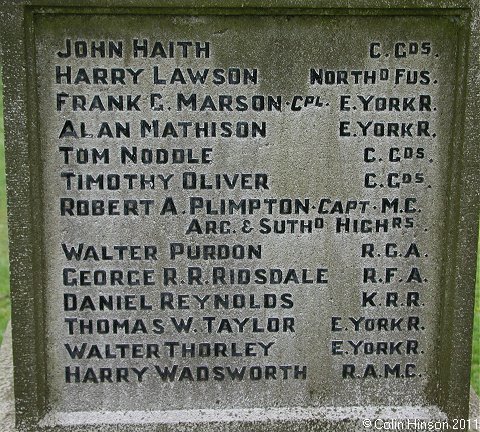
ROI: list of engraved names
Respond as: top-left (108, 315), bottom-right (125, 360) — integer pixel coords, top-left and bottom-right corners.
top-left (34, 14), bottom-right (458, 411)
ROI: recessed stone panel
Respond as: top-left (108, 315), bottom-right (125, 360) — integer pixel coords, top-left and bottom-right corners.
top-left (1, 2), bottom-right (479, 431)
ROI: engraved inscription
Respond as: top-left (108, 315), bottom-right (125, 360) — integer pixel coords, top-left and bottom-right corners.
top-left (34, 14), bottom-right (458, 411)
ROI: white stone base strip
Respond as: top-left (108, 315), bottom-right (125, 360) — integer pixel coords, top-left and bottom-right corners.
top-left (0, 322), bottom-right (15, 431)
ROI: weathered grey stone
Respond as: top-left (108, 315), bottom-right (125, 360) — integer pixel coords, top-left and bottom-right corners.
top-left (7, 325), bottom-right (480, 431)
top-left (470, 389), bottom-right (480, 430)
top-left (0, 323), bottom-right (15, 431)
top-left (0, 1), bottom-right (479, 431)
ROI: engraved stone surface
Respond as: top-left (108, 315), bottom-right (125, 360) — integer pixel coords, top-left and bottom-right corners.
top-left (1, 1), bottom-right (479, 431)
top-left (38, 14), bottom-right (456, 410)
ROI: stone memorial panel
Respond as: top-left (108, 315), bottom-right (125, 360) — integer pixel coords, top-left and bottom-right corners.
top-left (1, 1), bottom-right (479, 431)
